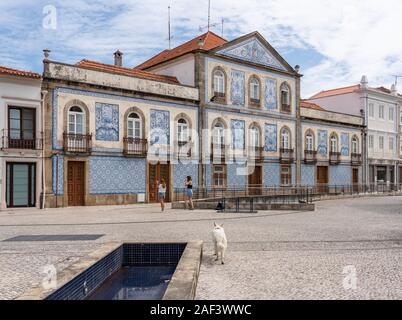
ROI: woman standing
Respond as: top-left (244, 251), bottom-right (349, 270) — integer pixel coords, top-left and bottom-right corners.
top-left (158, 179), bottom-right (167, 212)
top-left (185, 176), bottom-right (194, 210)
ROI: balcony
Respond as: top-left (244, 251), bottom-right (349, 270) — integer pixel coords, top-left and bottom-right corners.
top-left (304, 150), bottom-right (317, 164)
top-left (63, 132), bottom-right (92, 154)
top-left (212, 91), bottom-right (226, 103)
top-left (175, 140), bottom-right (192, 159)
top-left (281, 104), bottom-right (291, 113)
top-left (280, 148), bottom-right (294, 163)
top-left (329, 151), bottom-right (341, 165)
top-left (123, 137), bottom-right (147, 157)
top-left (351, 153), bottom-right (362, 166)
top-left (211, 143), bottom-right (227, 162)
top-left (248, 146), bottom-right (264, 162)
top-left (1, 130), bottom-right (42, 150)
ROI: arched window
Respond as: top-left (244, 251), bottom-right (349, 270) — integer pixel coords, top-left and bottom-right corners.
top-left (213, 122), bottom-right (225, 146)
top-left (249, 126), bottom-right (260, 148)
top-left (68, 106), bottom-right (85, 134)
top-left (281, 128), bottom-right (291, 149)
top-left (177, 118), bottom-right (189, 143)
top-left (305, 131), bottom-right (314, 151)
top-left (213, 70), bottom-right (225, 98)
top-left (330, 134), bottom-right (338, 153)
top-left (351, 136), bottom-right (359, 154)
top-left (127, 112), bottom-right (142, 139)
top-left (280, 83), bottom-right (291, 112)
top-left (250, 77), bottom-right (260, 102)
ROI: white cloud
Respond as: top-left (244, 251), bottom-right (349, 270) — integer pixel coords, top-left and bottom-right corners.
top-left (0, 0), bottom-right (401, 97)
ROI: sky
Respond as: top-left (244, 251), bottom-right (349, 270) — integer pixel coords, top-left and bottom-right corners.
top-left (0, 0), bottom-right (401, 98)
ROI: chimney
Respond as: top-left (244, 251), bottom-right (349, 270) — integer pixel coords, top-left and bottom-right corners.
top-left (360, 75), bottom-right (368, 90)
top-left (391, 84), bottom-right (397, 96)
top-left (114, 50), bottom-right (123, 67)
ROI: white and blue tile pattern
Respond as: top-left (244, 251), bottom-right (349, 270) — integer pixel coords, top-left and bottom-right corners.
top-left (301, 164), bottom-right (315, 186)
top-left (95, 103), bottom-right (119, 141)
top-left (264, 124), bottom-right (277, 152)
top-left (230, 70), bottom-right (245, 106)
top-left (329, 165), bottom-right (352, 185)
top-left (150, 109), bottom-right (170, 145)
top-left (264, 163), bottom-right (281, 187)
top-left (217, 37), bottom-right (286, 70)
top-left (265, 78), bottom-right (277, 110)
top-left (173, 163), bottom-right (199, 188)
top-left (51, 155), bottom-right (64, 195)
top-left (317, 130), bottom-right (328, 155)
top-left (231, 120), bottom-right (245, 150)
top-left (341, 133), bottom-right (349, 156)
top-left (89, 156), bottom-right (146, 194)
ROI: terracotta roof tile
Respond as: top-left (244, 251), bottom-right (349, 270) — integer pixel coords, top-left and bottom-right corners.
top-left (309, 85), bottom-right (360, 99)
top-left (135, 31), bottom-right (227, 70)
top-left (0, 66), bottom-right (41, 79)
top-left (300, 100), bottom-right (325, 110)
top-left (75, 59), bottom-right (180, 84)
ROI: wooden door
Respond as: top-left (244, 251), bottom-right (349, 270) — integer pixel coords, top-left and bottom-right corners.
top-left (148, 162), bottom-right (170, 203)
top-left (352, 168), bottom-right (359, 193)
top-left (316, 166), bottom-right (328, 193)
top-left (248, 166), bottom-right (262, 195)
top-left (67, 161), bottom-right (85, 206)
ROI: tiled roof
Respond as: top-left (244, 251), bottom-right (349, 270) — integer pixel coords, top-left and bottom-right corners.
top-left (309, 85), bottom-right (360, 99)
top-left (0, 66), bottom-right (41, 79)
top-left (75, 59), bottom-right (180, 84)
top-left (300, 100), bottom-right (325, 110)
top-left (135, 31), bottom-right (227, 70)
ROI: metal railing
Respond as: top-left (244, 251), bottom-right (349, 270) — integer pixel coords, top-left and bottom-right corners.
top-left (351, 153), bottom-right (362, 165)
top-left (1, 130), bottom-right (43, 150)
top-left (329, 152), bottom-right (341, 165)
top-left (123, 137), bottom-right (147, 157)
top-left (304, 150), bottom-right (317, 164)
top-left (280, 148), bottom-right (294, 163)
top-left (63, 132), bottom-right (92, 153)
top-left (175, 141), bottom-right (192, 159)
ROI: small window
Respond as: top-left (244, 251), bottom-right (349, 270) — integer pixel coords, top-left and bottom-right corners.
top-left (305, 131), bottom-right (314, 151)
top-left (249, 126), bottom-right (260, 148)
top-left (389, 107), bottom-right (394, 122)
top-left (281, 165), bottom-right (292, 186)
top-left (177, 118), bottom-right (189, 143)
top-left (330, 134), bottom-right (338, 153)
top-left (369, 135), bottom-right (374, 149)
top-left (213, 165), bottom-right (226, 187)
top-left (351, 136), bottom-right (359, 154)
top-left (379, 136), bottom-right (384, 149)
top-left (127, 112), bottom-right (142, 139)
top-left (281, 128), bottom-right (291, 149)
top-left (389, 137), bottom-right (394, 150)
top-left (368, 103), bottom-right (374, 118)
top-left (213, 70), bottom-right (225, 98)
top-left (280, 83), bottom-right (291, 112)
top-left (250, 78), bottom-right (260, 103)
top-left (213, 122), bottom-right (225, 146)
top-left (68, 106), bottom-right (85, 134)
top-left (379, 105), bottom-right (384, 119)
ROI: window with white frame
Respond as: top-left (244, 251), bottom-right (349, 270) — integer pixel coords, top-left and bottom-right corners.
top-left (379, 136), bottom-right (384, 149)
top-left (369, 135), bottom-right (374, 149)
top-left (379, 105), bottom-right (384, 119)
top-left (330, 134), bottom-right (338, 153)
top-left (369, 103), bottom-right (374, 118)
top-left (389, 107), bottom-right (394, 122)
top-left (249, 126), bottom-right (260, 148)
top-left (281, 128), bottom-right (291, 149)
top-left (127, 112), bottom-right (142, 139)
top-left (351, 136), bottom-right (359, 154)
top-left (68, 106), bottom-right (85, 134)
top-left (213, 165), bottom-right (226, 187)
top-left (213, 70), bottom-right (225, 97)
top-left (213, 122), bottom-right (225, 146)
top-left (177, 118), bottom-right (189, 143)
top-left (250, 78), bottom-right (260, 102)
top-left (305, 131), bottom-right (314, 151)
top-left (389, 136), bottom-right (394, 150)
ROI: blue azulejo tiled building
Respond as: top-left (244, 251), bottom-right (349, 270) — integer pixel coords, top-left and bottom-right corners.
top-left (42, 31), bottom-right (365, 208)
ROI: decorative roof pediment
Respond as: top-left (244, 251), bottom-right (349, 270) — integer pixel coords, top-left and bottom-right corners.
top-left (214, 34), bottom-right (291, 72)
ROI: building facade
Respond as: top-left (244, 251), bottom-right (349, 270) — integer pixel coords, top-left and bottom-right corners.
top-left (308, 77), bottom-right (400, 187)
top-left (0, 66), bottom-right (43, 209)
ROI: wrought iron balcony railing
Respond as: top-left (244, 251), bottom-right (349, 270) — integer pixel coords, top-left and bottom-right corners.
top-left (1, 130), bottom-right (42, 150)
top-left (280, 148), bottom-right (294, 163)
top-left (63, 132), bottom-right (92, 153)
top-left (304, 150), bottom-right (317, 164)
top-left (351, 153), bottom-right (362, 166)
top-left (123, 137), bottom-right (148, 157)
top-left (329, 151), bottom-right (341, 165)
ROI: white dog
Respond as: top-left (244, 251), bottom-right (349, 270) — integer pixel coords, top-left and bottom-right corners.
top-left (212, 222), bottom-right (227, 264)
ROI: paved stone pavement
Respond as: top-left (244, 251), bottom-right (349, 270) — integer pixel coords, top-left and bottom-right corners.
top-left (0, 196), bottom-right (402, 300)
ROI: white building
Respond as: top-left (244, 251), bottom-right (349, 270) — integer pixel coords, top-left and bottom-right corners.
top-left (0, 66), bottom-right (43, 209)
top-left (308, 76), bottom-right (400, 187)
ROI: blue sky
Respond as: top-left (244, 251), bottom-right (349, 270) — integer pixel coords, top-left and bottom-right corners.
top-left (1, 0), bottom-right (401, 97)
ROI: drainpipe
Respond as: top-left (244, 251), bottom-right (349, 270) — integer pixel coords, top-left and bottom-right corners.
top-left (41, 90), bottom-right (48, 209)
